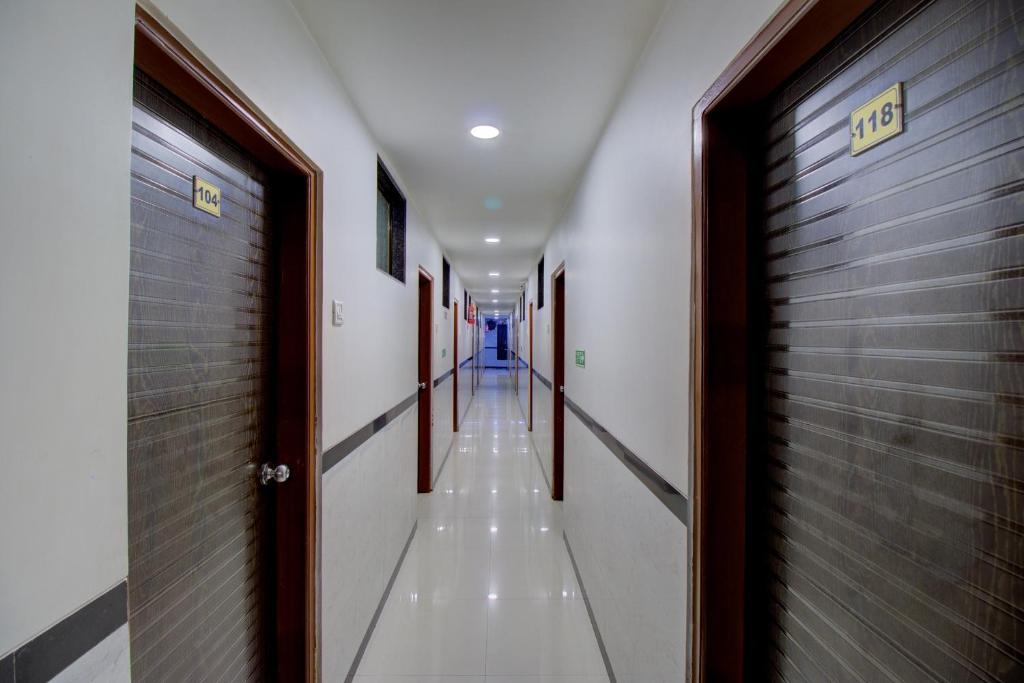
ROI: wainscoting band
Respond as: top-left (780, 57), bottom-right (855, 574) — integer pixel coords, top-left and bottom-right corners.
top-left (322, 391), bottom-right (419, 473)
top-left (344, 521), bottom-right (418, 683)
top-left (0, 581), bottom-right (128, 683)
top-left (532, 367), bottom-right (552, 390)
top-left (433, 368), bottom-right (453, 388)
top-left (563, 531), bottom-right (616, 683)
top-left (564, 395), bottom-right (688, 525)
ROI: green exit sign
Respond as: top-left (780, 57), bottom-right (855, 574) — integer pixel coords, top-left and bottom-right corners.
top-left (575, 349), bottom-right (586, 368)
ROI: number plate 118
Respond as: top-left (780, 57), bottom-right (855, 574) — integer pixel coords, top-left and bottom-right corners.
top-left (850, 82), bottom-right (903, 156)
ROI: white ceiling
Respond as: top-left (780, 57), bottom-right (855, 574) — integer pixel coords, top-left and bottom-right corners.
top-left (291, 0), bottom-right (669, 310)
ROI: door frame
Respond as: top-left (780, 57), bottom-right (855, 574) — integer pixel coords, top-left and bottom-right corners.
top-left (689, 1), bottom-right (875, 680)
top-left (418, 267), bottom-right (434, 493)
top-left (134, 7), bottom-right (323, 680)
top-left (528, 302), bottom-right (534, 431)
top-left (551, 262), bottom-right (566, 501)
top-left (453, 300), bottom-right (459, 432)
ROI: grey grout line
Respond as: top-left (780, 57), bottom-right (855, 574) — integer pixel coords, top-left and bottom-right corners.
top-left (516, 394), bottom-right (552, 497)
top-left (432, 437), bottom-right (456, 490)
top-left (563, 530), bottom-right (617, 683)
top-left (344, 520), bottom-right (419, 683)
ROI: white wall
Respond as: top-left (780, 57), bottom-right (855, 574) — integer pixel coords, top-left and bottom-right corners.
top-left (0, 0), bottom-right (133, 659)
top-left (526, 0), bottom-right (783, 679)
top-left (432, 272), bottom-right (475, 485)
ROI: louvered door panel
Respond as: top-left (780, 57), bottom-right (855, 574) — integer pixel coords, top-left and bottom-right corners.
top-left (757, 0), bottom-right (1024, 680)
top-left (128, 69), bottom-right (274, 682)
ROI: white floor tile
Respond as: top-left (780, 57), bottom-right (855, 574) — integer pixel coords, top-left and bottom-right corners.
top-left (356, 371), bottom-right (607, 681)
top-left (485, 600), bottom-right (606, 676)
top-left (357, 598), bottom-right (488, 675)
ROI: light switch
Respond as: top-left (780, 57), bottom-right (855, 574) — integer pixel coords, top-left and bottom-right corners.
top-left (332, 300), bottom-right (344, 327)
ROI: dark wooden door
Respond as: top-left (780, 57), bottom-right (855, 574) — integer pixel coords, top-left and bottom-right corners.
top-left (529, 303), bottom-right (534, 431)
top-left (127, 69), bottom-right (276, 681)
top-left (453, 301), bottom-right (459, 432)
top-left (553, 271), bottom-right (566, 501)
top-left (418, 270), bottom-right (433, 493)
top-left (753, 0), bottom-right (1024, 679)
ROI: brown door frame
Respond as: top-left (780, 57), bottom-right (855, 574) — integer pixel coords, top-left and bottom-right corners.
top-left (418, 268), bottom-right (434, 493)
top-left (689, 1), bottom-right (875, 680)
top-left (471, 312), bottom-right (476, 396)
top-left (551, 263), bottom-right (566, 501)
top-left (528, 302), bottom-right (534, 431)
top-left (453, 300), bottom-right (459, 432)
top-left (134, 7), bottom-right (323, 680)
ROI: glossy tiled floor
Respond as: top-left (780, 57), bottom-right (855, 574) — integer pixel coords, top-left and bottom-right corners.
top-left (355, 370), bottom-right (609, 682)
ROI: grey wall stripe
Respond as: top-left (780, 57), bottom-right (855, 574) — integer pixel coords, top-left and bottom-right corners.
top-left (563, 531), bottom-right (616, 682)
top-left (564, 395), bottom-right (688, 525)
top-left (433, 368), bottom-right (453, 388)
top-left (459, 355), bottom-right (473, 369)
top-left (532, 367), bottom-right (552, 390)
top-left (322, 391), bottom-right (418, 473)
top-left (0, 581), bottom-right (127, 683)
top-left (344, 521), bottom-right (418, 683)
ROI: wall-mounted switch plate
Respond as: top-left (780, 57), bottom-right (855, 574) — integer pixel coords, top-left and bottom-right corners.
top-left (332, 300), bottom-right (344, 327)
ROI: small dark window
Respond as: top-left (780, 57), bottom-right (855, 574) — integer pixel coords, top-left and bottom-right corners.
top-left (537, 256), bottom-right (545, 309)
top-left (442, 258), bottom-right (451, 308)
top-left (521, 292), bottom-right (526, 321)
top-left (464, 289), bottom-right (468, 319)
top-left (376, 159), bottom-right (406, 283)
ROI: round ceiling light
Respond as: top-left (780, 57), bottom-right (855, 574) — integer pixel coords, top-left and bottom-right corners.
top-left (485, 237), bottom-right (501, 244)
top-left (488, 272), bottom-right (500, 278)
top-left (470, 125), bottom-right (501, 140)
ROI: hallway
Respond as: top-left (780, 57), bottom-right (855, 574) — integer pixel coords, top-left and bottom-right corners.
top-left (355, 370), bottom-right (609, 681)
top-left (4, 0), bottom-right (1024, 681)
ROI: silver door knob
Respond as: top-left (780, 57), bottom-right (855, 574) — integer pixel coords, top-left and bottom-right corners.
top-left (560, 385), bottom-right (565, 393)
top-left (260, 463), bottom-right (290, 485)
top-left (419, 382), bottom-right (427, 390)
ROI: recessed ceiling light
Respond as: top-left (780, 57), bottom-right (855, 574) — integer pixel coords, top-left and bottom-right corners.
top-left (491, 289), bottom-right (499, 293)
top-left (470, 125), bottom-right (501, 140)
top-left (492, 299), bottom-right (498, 303)
top-left (485, 237), bottom-right (501, 244)
top-left (489, 272), bottom-right (500, 277)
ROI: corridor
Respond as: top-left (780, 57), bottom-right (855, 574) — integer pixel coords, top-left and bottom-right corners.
top-left (3, 0), bottom-right (1024, 681)
top-left (355, 370), bottom-right (608, 681)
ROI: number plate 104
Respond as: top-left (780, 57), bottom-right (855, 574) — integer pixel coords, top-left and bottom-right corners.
top-left (850, 82), bottom-right (903, 156)
top-left (193, 176), bottom-right (222, 217)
